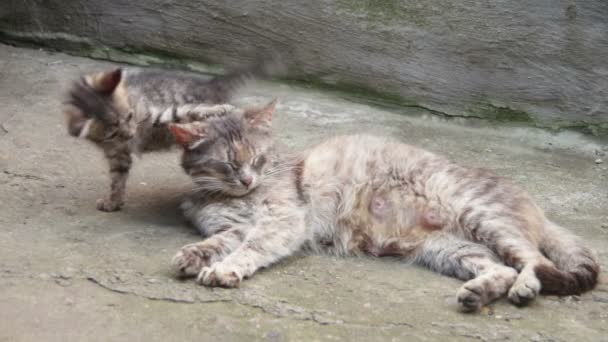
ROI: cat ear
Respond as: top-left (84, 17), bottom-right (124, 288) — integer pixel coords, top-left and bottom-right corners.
top-left (244, 98), bottom-right (277, 128)
top-left (168, 122), bottom-right (209, 146)
top-left (91, 68), bottom-right (122, 95)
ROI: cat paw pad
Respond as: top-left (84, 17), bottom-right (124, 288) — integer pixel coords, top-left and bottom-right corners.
top-left (508, 274), bottom-right (540, 306)
top-left (179, 198), bottom-right (194, 212)
top-left (456, 282), bottom-right (486, 312)
top-left (197, 265), bottom-right (242, 288)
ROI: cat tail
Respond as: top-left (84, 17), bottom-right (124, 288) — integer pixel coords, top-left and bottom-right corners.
top-left (208, 52), bottom-right (287, 99)
top-left (535, 219), bottom-right (600, 295)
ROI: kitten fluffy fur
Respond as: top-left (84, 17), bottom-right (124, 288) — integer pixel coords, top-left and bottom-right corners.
top-left (63, 63), bottom-right (276, 211)
top-left (169, 102), bottom-right (599, 311)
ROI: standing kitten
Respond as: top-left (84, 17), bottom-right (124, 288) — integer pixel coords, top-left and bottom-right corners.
top-left (63, 63), bottom-right (273, 211)
top-left (168, 105), bottom-right (599, 311)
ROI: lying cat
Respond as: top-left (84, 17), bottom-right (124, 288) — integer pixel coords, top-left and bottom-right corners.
top-left (168, 102), bottom-right (599, 311)
top-left (63, 64), bottom-right (271, 211)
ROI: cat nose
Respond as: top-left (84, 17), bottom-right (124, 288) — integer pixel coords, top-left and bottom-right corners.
top-left (240, 175), bottom-right (253, 187)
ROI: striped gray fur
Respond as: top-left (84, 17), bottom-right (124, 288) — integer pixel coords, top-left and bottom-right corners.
top-left (169, 104), bottom-right (600, 312)
top-left (62, 60), bottom-right (277, 211)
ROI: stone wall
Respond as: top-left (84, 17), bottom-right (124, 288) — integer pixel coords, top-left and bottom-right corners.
top-left (1, 0), bottom-right (607, 134)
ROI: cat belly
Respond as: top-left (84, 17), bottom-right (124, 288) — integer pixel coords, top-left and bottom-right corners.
top-left (307, 181), bottom-right (453, 258)
top-left (303, 135), bottom-right (458, 257)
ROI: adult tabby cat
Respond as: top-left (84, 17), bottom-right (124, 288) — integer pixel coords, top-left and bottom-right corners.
top-left (168, 103), bottom-right (599, 311)
top-left (63, 63), bottom-right (274, 211)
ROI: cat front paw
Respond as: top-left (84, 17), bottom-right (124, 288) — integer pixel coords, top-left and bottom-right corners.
top-left (96, 198), bottom-right (123, 212)
top-left (171, 244), bottom-right (212, 277)
top-left (197, 264), bottom-right (242, 288)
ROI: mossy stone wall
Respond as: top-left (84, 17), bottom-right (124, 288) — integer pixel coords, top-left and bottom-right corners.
top-left (1, 0), bottom-right (607, 134)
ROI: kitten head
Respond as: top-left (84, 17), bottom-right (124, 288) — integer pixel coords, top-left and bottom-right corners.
top-left (63, 68), bottom-right (132, 142)
top-left (169, 99), bottom-right (277, 196)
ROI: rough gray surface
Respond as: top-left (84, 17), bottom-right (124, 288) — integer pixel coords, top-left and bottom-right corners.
top-left (1, 0), bottom-right (607, 133)
top-left (1, 45), bottom-right (608, 341)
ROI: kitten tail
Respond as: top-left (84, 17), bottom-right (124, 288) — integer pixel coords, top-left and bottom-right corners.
top-left (208, 52), bottom-right (287, 96)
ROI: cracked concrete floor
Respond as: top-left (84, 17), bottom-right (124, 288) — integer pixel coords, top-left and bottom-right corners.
top-left (1, 44), bottom-right (608, 342)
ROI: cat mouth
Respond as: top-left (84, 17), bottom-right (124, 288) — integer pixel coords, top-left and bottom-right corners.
top-left (193, 181), bottom-right (257, 197)
top-left (227, 184), bottom-right (257, 197)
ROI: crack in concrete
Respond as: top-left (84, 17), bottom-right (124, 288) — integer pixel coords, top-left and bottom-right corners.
top-left (2, 170), bottom-right (45, 181)
top-left (231, 299), bottom-right (415, 329)
top-left (82, 273), bottom-right (416, 329)
top-left (86, 276), bottom-right (199, 304)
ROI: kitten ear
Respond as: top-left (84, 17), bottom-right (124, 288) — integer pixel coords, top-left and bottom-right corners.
top-left (168, 122), bottom-right (209, 146)
top-left (91, 68), bottom-right (122, 95)
top-left (244, 98), bottom-right (277, 128)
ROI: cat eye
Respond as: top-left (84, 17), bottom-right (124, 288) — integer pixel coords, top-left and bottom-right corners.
top-left (202, 160), bottom-right (234, 175)
top-left (102, 129), bottom-right (120, 141)
top-left (252, 155), bottom-right (266, 168)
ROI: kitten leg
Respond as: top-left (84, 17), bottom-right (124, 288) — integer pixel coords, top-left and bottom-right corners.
top-left (97, 143), bottom-right (132, 211)
top-left (415, 234), bottom-right (518, 312)
top-left (171, 228), bottom-right (245, 277)
top-left (197, 211), bottom-right (307, 288)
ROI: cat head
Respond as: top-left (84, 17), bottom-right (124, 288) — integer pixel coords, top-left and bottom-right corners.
top-left (169, 99), bottom-right (277, 197)
top-left (63, 68), bottom-right (132, 142)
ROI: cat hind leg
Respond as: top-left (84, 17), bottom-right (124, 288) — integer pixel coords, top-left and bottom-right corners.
top-left (468, 216), bottom-right (549, 306)
top-left (415, 234), bottom-right (518, 312)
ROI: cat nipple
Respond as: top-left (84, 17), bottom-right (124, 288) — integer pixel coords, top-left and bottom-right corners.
top-left (369, 192), bottom-right (392, 220)
top-left (420, 206), bottom-right (445, 231)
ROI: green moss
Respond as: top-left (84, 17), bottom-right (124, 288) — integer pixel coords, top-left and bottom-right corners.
top-left (0, 30), bottom-right (96, 56)
top-left (0, 30), bottom-right (225, 75)
top-left (548, 120), bottom-right (608, 137)
top-left (114, 45), bottom-right (224, 74)
top-left (1, 30), bottom-right (606, 137)
top-left (282, 76), bottom-right (420, 109)
top-left (467, 103), bottom-right (608, 136)
top-left (468, 103), bottom-right (534, 123)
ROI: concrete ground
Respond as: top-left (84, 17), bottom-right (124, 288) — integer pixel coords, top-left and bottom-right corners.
top-left (1, 44), bottom-right (607, 342)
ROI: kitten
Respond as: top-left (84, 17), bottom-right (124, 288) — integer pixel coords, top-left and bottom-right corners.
top-left (63, 63), bottom-right (274, 211)
top-left (168, 103), bottom-right (599, 311)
